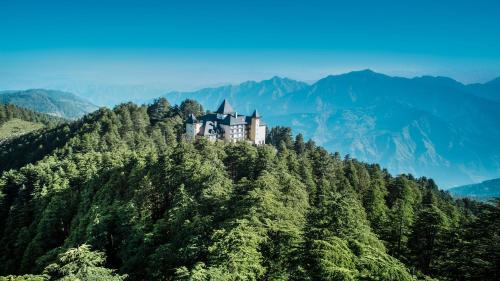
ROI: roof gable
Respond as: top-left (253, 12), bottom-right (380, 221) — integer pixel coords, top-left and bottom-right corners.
top-left (215, 99), bottom-right (234, 114)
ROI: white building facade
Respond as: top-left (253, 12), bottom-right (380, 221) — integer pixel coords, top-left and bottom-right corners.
top-left (185, 100), bottom-right (266, 145)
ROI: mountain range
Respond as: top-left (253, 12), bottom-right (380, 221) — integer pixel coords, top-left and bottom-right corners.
top-left (1, 99), bottom-right (495, 281)
top-left (448, 178), bottom-right (500, 201)
top-left (2, 71), bottom-right (498, 189)
top-left (0, 89), bottom-right (98, 119)
top-left (163, 70), bottom-right (500, 188)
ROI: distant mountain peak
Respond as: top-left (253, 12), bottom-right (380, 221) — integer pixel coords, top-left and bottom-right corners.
top-left (485, 76), bottom-right (500, 86)
top-left (413, 75), bottom-right (464, 87)
top-left (347, 69), bottom-right (381, 76)
top-left (355, 69), bottom-right (376, 74)
top-left (236, 76), bottom-right (308, 93)
top-left (269, 75), bottom-right (286, 81)
top-left (448, 178), bottom-right (500, 201)
top-left (0, 89), bottom-right (98, 119)
top-left (262, 76), bottom-right (305, 85)
top-left (317, 69), bottom-right (389, 85)
top-left (161, 69), bottom-right (500, 188)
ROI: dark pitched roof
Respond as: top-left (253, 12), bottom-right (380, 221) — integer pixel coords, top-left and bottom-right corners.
top-left (225, 114), bottom-right (247, 125)
top-left (251, 109), bottom-right (260, 118)
top-left (200, 113), bottom-right (220, 123)
top-left (201, 112), bottom-right (247, 126)
top-left (215, 99), bottom-right (234, 114)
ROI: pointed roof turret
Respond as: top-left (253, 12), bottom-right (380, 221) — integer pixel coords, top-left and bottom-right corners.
top-left (251, 109), bottom-right (260, 118)
top-left (215, 99), bottom-right (234, 114)
top-left (186, 113), bottom-right (197, 124)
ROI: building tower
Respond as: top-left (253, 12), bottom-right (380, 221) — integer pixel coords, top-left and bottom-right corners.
top-left (185, 113), bottom-right (201, 140)
top-left (250, 109), bottom-right (265, 145)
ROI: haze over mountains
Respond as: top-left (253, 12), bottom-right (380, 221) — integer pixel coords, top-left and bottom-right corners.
top-left (2, 70), bottom-right (499, 188)
top-left (163, 70), bottom-right (500, 188)
top-left (448, 178), bottom-right (500, 201)
top-left (0, 89), bottom-right (98, 119)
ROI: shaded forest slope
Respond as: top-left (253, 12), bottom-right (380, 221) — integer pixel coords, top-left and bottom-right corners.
top-left (0, 99), bottom-right (498, 281)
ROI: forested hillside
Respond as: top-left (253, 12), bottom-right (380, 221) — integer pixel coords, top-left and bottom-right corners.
top-left (0, 98), bottom-right (498, 281)
top-left (449, 178), bottom-right (500, 201)
top-left (0, 89), bottom-right (98, 119)
top-left (0, 103), bottom-right (66, 140)
top-left (163, 71), bottom-right (500, 188)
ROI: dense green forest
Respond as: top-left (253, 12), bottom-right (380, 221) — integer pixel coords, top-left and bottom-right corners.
top-left (0, 103), bottom-right (65, 127)
top-left (0, 98), bottom-right (498, 281)
top-left (0, 103), bottom-right (66, 140)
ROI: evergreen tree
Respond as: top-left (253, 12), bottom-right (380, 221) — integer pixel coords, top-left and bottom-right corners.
top-left (179, 99), bottom-right (204, 119)
top-left (266, 126), bottom-right (293, 149)
top-left (294, 133), bottom-right (305, 154)
top-left (43, 244), bottom-right (126, 280)
top-left (147, 98), bottom-right (171, 125)
top-left (0, 99), bottom-right (497, 281)
top-left (385, 177), bottom-right (417, 260)
top-left (363, 166), bottom-right (389, 235)
top-left (408, 191), bottom-right (448, 275)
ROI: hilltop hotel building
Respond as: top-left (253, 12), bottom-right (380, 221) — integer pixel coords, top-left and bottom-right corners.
top-left (185, 100), bottom-right (266, 145)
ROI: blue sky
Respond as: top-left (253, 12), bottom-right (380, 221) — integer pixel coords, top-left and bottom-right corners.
top-left (1, 0), bottom-right (499, 100)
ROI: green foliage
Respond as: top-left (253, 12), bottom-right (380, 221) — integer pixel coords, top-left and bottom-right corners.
top-left (0, 99), bottom-right (497, 281)
top-left (0, 103), bottom-right (66, 128)
top-left (408, 191), bottom-right (448, 274)
top-left (0, 103), bottom-right (66, 140)
top-left (43, 244), bottom-right (127, 280)
top-left (147, 97), bottom-right (171, 125)
top-left (302, 191), bottom-right (414, 281)
top-left (179, 99), bottom-right (204, 118)
top-left (435, 199), bottom-right (500, 281)
top-left (0, 119), bottom-right (44, 140)
top-left (0, 275), bottom-right (47, 281)
top-left (0, 89), bottom-right (98, 120)
top-left (266, 126), bottom-right (292, 150)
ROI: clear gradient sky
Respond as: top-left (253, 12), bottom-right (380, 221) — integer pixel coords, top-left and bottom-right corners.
top-left (1, 0), bottom-right (499, 99)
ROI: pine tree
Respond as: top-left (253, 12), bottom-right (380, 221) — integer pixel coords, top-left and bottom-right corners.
top-left (147, 98), bottom-right (171, 125)
top-left (294, 133), bottom-right (306, 154)
top-left (43, 244), bottom-right (127, 280)
top-left (385, 177), bottom-right (416, 260)
top-left (408, 191), bottom-right (448, 275)
top-left (179, 99), bottom-right (204, 119)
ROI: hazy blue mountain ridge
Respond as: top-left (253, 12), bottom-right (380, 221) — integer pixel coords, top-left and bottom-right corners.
top-left (163, 70), bottom-right (500, 188)
top-left (448, 178), bottom-right (500, 201)
top-left (164, 76), bottom-right (309, 114)
top-left (0, 89), bottom-right (98, 119)
top-left (466, 77), bottom-right (500, 102)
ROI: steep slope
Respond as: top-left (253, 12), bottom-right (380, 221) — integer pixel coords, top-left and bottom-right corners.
top-left (466, 77), bottom-right (500, 102)
top-left (164, 71), bottom-right (500, 188)
top-left (0, 103), bottom-right (66, 140)
top-left (0, 100), bottom-right (497, 281)
top-left (0, 89), bottom-right (99, 119)
top-left (448, 178), bottom-right (500, 201)
top-left (164, 76), bottom-right (309, 114)
top-left (0, 119), bottom-right (44, 140)
top-left (0, 101), bottom-right (411, 280)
